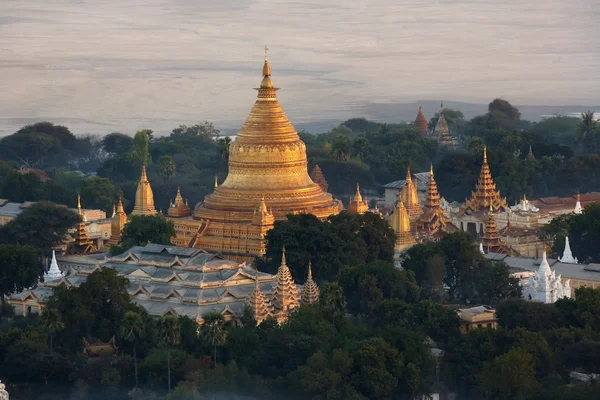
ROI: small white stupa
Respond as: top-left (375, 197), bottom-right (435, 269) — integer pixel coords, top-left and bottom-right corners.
top-left (44, 250), bottom-right (64, 282)
top-left (574, 193), bottom-right (583, 215)
top-left (522, 248), bottom-right (571, 304)
top-left (558, 237), bottom-right (578, 264)
top-left (0, 379), bottom-right (9, 400)
top-left (479, 242), bottom-right (485, 255)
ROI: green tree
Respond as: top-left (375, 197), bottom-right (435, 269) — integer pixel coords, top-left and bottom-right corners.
top-left (120, 311), bottom-right (146, 388)
top-left (320, 282), bottom-right (346, 340)
top-left (200, 312), bottom-right (228, 366)
top-left (102, 132), bottom-right (133, 155)
top-left (157, 315), bottom-right (181, 394)
top-left (0, 244), bottom-right (42, 304)
top-left (131, 130), bottom-right (151, 168)
top-left (158, 155), bottom-right (176, 181)
top-left (330, 134), bottom-right (351, 161)
top-left (352, 135), bottom-right (371, 163)
top-left (0, 202), bottom-right (79, 255)
top-left (40, 307), bottom-right (64, 352)
top-left (216, 136), bottom-right (232, 170)
top-left (111, 214), bottom-right (176, 254)
top-left (578, 111), bottom-right (597, 137)
top-left (479, 348), bottom-right (539, 400)
top-left (79, 176), bottom-right (121, 214)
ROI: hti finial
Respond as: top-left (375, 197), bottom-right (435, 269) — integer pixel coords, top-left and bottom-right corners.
top-left (264, 45), bottom-right (269, 59)
top-left (483, 145), bottom-right (487, 162)
top-left (430, 163), bottom-right (434, 176)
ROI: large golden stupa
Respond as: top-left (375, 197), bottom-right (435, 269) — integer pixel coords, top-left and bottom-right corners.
top-left (170, 53), bottom-right (343, 261)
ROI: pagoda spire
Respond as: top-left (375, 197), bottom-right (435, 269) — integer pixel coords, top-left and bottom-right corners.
top-left (132, 165), bottom-right (157, 215)
top-left (214, 175), bottom-right (219, 189)
top-left (460, 145), bottom-right (508, 214)
top-left (310, 165), bottom-right (329, 192)
top-left (67, 196), bottom-right (96, 255)
top-left (425, 164), bottom-right (441, 210)
top-left (558, 236), bottom-right (578, 264)
top-left (77, 193), bottom-right (82, 215)
top-left (111, 204), bottom-right (116, 218)
top-left (574, 193), bottom-right (582, 214)
top-left (527, 144), bottom-right (535, 160)
top-left (392, 201), bottom-right (416, 252)
top-left (271, 247), bottom-right (300, 323)
top-left (414, 106), bottom-right (429, 136)
top-left (348, 182), bottom-right (369, 214)
top-left (245, 268), bottom-right (273, 325)
top-left (301, 261), bottom-right (320, 305)
top-left (44, 250), bottom-right (65, 282)
top-left (399, 166), bottom-right (421, 217)
top-left (168, 186), bottom-right (191, 218)
top-left (107, 197), bottom-right (128, 247)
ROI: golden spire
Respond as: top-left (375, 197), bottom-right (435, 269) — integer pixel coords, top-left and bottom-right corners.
top-left (271, 246), bottom-right (300, 323)
top-left (132, 165), bottom-right (157, 216)
top-left (67, 195), bottom-right (96, 255)
top-left (214, 175), bottom-right (219, 189)
top-left (415, 106), bottom-right (429, 136)
top-left (393, 201), bottom-right (416, 252)
top-left (310, 165), bottom-right (329, 192)
top-left (425, 164), bottom-right (441, 210)
top-left (108, 197), bottom-right (128, 247)
top-left (246, 267), bottom-right (273, 325)
top-left (168, 186), bottom-right (191, 218)
top-left (77, 193), bottom-right (82, 216)
top-left (116, 197), bottom-right (125, 213)
top-left (399, 166), bottom-right (421, 217)
top-left (348, 182), bottom-right (369, 214)
top-left (483, 145), bottom-right (487, 163)
top-left (301, 261), bottom-right (320, 305)
top-left (460, 144), bottom-right (507, 214)
top-left (406, 166), bottom-right (412, 182)
top-left (353, 182), bottom-right (363, 202)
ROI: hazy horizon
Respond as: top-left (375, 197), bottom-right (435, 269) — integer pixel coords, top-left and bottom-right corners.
top-left (1, 0), bottom-right (599, 136)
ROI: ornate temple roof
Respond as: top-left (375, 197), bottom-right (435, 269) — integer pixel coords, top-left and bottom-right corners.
top-left (66, 194), bottom-right (97, 255)
top-left (246, 268), bottom-right (274, 325)
top-left (132, 165), bottom-right (157, 216)
top-left (168, 187), bottom-right (191, 218)
top-left (271, 248), bottom-right (300, 323)
top-left (460, 146), bottom-right (508, 214)
top-left (432, 104), bottom-right (455, 146)
top-left (480, 205), bottom-right (519, 256)
top-left (301, 261), bottom-right (320, 305)
top-left (348, 183), bottom-right (369, 214)
top-left (414, 106), bottom-right (429, 136)
top-left (399, 167), bottom-right (422, 217)
top-left (415, 164), bottom-right (456, 238)
top-left (310, 165), bottom-right (329, 193)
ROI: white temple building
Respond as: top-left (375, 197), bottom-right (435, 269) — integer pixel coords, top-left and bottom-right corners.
top-left (43, 250), bottom-right (65, 282)
top-left (558, 237), bottom-right (578, 264)
top-left (574, 193), bottom-right (583, 215)
top-left (0, 380), bottom-right (8, 400)
top-left (522, 249), bottom-right (571, 304)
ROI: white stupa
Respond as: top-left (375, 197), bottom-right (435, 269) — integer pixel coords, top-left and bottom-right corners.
top-left (479, 242), bottom-right (485, 255)
top-left (558, 237), bottom-right (578, 264)
top-left (0, 379), bottom-right (8, 400)
top-left (44, 250), bottom-right (64, 282)
top-left (522, 249), bottom-right (571, 304)
top-left (574, 193), bottom-right (583, 215)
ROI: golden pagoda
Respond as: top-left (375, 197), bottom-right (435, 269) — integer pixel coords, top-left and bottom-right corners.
top-left (347, 183), bottom-right (369, 214)
top-left (66, 194), bottom-right (97, 255)
top-left (167, 187), bottom-right (191, 218)
top-left (414, 106), bottom-right (429, 136)
top-left (300, 261), bottom-right (320, 305)
top-left (390, 200), bottom-right (416, 252)
top-left (310, 165), bottom-right (329, 192)
top-left (245, 268), bottom-right (274, 325)
top-left (414, 164), bottom-right (456, 238)
top-left (107, 198), bottom-right (128, 247)
top-left (132, 165), bottom-right (157, 216)
top-left (170, 52), bottom-right (342, 261)
top-left (460, 146), bottom-right (508, 214)
top-left (399, 167), bottom-right (422, 218)
top-left (432, 103), bottom-right (455, 146)
top-left (271, 248), bottom-right (300, 323)
top-left (480, 204), bottom-right (517, 255)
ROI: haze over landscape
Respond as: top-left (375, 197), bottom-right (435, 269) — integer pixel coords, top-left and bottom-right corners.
top-left (1, 0), bottom-right (599, 136)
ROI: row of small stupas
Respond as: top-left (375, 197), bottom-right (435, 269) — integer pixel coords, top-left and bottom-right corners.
top-left (414, 104), bottom-right (457, 146)
top-left (7, 243), bottom-right (319, 326)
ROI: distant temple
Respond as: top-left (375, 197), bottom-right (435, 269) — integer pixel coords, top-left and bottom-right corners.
top-left (414, 106), bottom-right (429, 136)
top-left (431, 103), bottom-right (455, 146)
top-left (65, 194), bottom-right (97, 255)
top-left (347, 183), bottom-right (369, 214)
top-left (310, 165), bottom-right (329, 193)
top-left (414, 164), bottom-right (456, 239)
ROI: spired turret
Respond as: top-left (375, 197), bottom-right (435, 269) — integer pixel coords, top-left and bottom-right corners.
top-left (391, 200), bottom-right (416, 253)
top-left (107, 198), bottom-right (128, 247)
top-left (558, 236), bottom-right (578, 264)
top-left (301, 261), bottom-right (320, 305)
top-left (168, 187), bottom-right (191, 218)
top-left (574, 193), bottom-right (582, 214)
top-left (480, 204), bottom-right (517, 255)
top-left (347, 183), bottom-right (369, 214)
top-left (399, 166), bottom-right (422, 218)
top-left (132, 165), bottom-right (157, 216)
top-left (44, 250), bottom-right (65, 282)
top-left (432, 103), bottom-right (455, 146)
top-left (0, 379), bottom-right (8, 400)
top-left (414, 164), bottom-right (455, 238)
top-left (245, 268), bottom-right (274, 325)
top-left (414, 106), bottom-right (429, 136)
top-left (271, 248), bottom-right (300, 323)
top-left (175, 52), bottom-right (342, 261)
top-left (66, 194), bottom-right (97, 255)
top-left (310, 165), bottom-right (329, 193)
top-left (460, 146), bottom-right (508, 214)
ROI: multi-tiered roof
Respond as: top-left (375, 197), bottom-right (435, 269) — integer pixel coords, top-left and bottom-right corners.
top-left (301, 261), bottom-right (320, 305)
top-left (347, 183), bottom-right (369, 214)
top-left (460, 147), bottom-right (508, 214)
top-left (415, 165), bottom-right (455, 238)
top-left (168, 187), bottom-right (191, 218)
top-left (271, 248), bottom-right (300, 323)
top-left (310, 165), bottom-right (329, 193)
top-left (480, 205), bottom-right (518, 255)
top-left (246, 268), bottom-right (274, 325)
top-left (66, 194), bottom-right (97, 255)
top-left (432, 104), bottom-right (455, 146)
top-left (399, 167), bottom-right (422, 218)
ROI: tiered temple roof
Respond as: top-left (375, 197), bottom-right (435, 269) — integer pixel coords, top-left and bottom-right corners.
top-left (399, 167), bottom-right (422, 218)
top-left (432, 104), bottom-right (455, 146)
top-left (480, 205), bottom-right (518, 255)
top-left (107, 198), bottom-right (128, 247)
top-left (132, 165), bottom-right (157, 216)
top-left (246, 268), bottom-right (274, 325)
top-left (301, 261), bottom-right (320, 305)
top-left (310, 165), bottom-right (329, 193)
top-left (460, 147), bottom-right (508, 214)
top-left (66, 194), bottom-right (97, 255)
top-left (414, 106), bottom-right (429, 136)
top-left (347, 183), bottom-right (369, 214)
top-left (527, 144), bottom-right (535, 160)
top-left (271, 248), bottom-right (300, 323)
top-left (414, 164), bottom-right (456, 238)
top-left (168, 187), bottom-right (191, 218)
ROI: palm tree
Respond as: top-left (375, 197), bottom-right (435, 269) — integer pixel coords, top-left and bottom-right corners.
top-left (578, 111), bottom-right (597, 137)
top-left (157, 315), bottom-right (181, 394)
top-left (216, 137), bottom-right (232, 170)
top-left (120, 311), bottom-right (145, 388)
top-left (40, 308), bottom-right (64, 352)
top-left (320, 282), bottom-right (347, 341)
top-left (200, 312), bottom-right (228, 366)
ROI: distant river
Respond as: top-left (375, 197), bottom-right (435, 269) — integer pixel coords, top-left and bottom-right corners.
top-left (1, 0), bottom-right (599, 136)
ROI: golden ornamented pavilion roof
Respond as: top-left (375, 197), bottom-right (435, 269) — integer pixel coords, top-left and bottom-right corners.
top-left (301, 261), bottom-right (320, 305)
top-left (460, 146), bottom-right (508, 214)
top-left (194, 55), bottom-right (342, 223)
top-left (168, 187), bottom-right (191, 218)
top-left (348, 183), bottom-right (369, 214)
top-left (480, 205), bottom-right (519, 256)
top-left (132, 165), bottom-right (157, 216)
top-left (414, 164), bottom-right (456, 238)
top-left (67, 194), bottom-right (97, 255)
top-left (271, 248), bottom-right (300, 323)
top-left (246, 268), bottom-right (274, 325)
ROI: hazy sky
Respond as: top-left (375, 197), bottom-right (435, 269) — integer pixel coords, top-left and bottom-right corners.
top-left (1, 0), bottom-right (599, 136)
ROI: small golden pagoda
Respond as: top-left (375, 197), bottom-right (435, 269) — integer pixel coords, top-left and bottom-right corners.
top-left (246, 268), bottom-right (274, 325)
top-left (271, 248), bottom-right (300, 323)
top-left (170, 52), bottom-right (342, 261)
top-left (132, 165), bottom-right (157, 216)
top-left (347, 183), bottom-right (369, 214)
top-left (460, 146), bottom-right (508, 214)
top-left (414, 164), bottom-right (456, 238)
top-left (167, 187), bottom-right (191, 218)
top-left (414, 106), bottom-right (429, 136)
top-left (480, 204), bottom-right (517, 255)
top-left (399, 167), bottom-right (422, 218)
top-left (391, 200), bottom-right (417, 252)
top-left (66, 194), bottom-right (97, 255)
top-left (300, 261), bottom-right (320, 305)
top-left (107, 198), bottom-right (128, 247)
top-left (310, 165), bottom-right (329, 192)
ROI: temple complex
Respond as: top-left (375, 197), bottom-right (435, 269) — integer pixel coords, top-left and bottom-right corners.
top-left (347, 183), bottom-right (369, 214)
top-left (399, 167), bottom-right (422, 218)
top-left (132, 166), bottom-right (157, 216)
top-left (168, 187), bottom-right (191, 218)
top-left (414, 165), bottom-right (456, 238)
top-left (521, 249), bottom-right (571, 303)
top-left (431, 104), bottom-right (455, 146)
top-left (107, 198), bottom-right (128, 247)
top-left (414, 106), bottom-right (429, 136)
top-left (169, 54), bottom-right (342, 261)
top-left (65, 195), bottom-right (97, 255)
top-left (460, 147), bottom-right (508, 214)
top-left (310, 165), bottom-right (329, 192)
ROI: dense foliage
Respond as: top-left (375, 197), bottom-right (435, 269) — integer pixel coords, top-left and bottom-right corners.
top-left (110, 215), bottom-right (177, 255)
